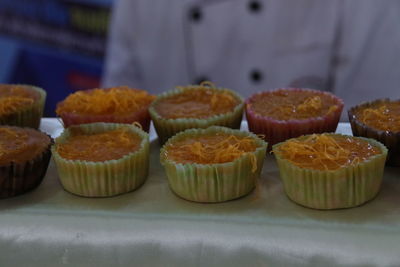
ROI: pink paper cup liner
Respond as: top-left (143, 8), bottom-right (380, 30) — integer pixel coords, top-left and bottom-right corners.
top-left (58, 107), bottom-right (151, 132)
top-left (245, 88), bottom-right (344, 150)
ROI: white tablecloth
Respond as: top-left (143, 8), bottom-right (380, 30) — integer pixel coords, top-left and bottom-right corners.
top-left (0, 119), bottom-right (398, 267)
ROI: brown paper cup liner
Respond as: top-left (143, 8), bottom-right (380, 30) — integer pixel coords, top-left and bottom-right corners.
top-left (246, 88), bottom-right (343, 150)
top-left (0, 135), bottom-right (52, 198)
top-left (348, 98), bottom-right (400, 166)
top-left (160, 126), bottom-right (267, 203)
top-left (273, 133), bottom-right (388, 210)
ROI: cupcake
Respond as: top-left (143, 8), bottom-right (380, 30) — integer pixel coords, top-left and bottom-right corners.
top-left (246, 88), bottom-right (343, 150)
top-left (273, 133), bottom-right (387, 209)
top-left (149, 82), bottom-right (244, 144)
top-left (52, 122), bottom-right (149, 197)
top-left (0, 84), bottom-right (46, 129)
top-left (348, 99), bottom-right (400, 166)
top-left (56, 86), bottom-right (155, 131)
top-left (0, 126), bottom-right (52, 198)
top-left (160, 126), bottom-right (267, 203)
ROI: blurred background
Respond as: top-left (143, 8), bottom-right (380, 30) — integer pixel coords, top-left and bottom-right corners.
top-left (0, 0), bottom-right (112, 116)
top-left (1, 0), bottom-right (399, 119)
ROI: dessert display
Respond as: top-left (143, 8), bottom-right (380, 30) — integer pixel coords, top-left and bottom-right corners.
top-left (0, 84), bottom-right (46, 129)
top-left (246, 88), bottom-right (343, 150)
top-left (273, 133), bottom-right (387, 209)
top-left (149, 82), bottom-right (244, 144)
top-left (160, 126), bottom-right (267, 203)
top-left (52, 122), bottom-right (150, 197)
top-left (0, 81), bottom-right (393, 211)
top-left (348, 99), bottom-right (400, 166)
top-left (0, 126), bottom-right (52, 198)
top-left (56, 86), bottom-right (155, 131)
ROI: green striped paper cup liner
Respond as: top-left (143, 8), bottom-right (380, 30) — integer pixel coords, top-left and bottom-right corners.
top-left (149, 84), bottom-right (244, 145)
top-left (52, 122), bottom-right (150, 197)
top-left (0, 85), bottom-right (46, 129)
top-left (160, 126), bottom-right (267, 203)
top-left (273, 133), bottom-right (388, 210)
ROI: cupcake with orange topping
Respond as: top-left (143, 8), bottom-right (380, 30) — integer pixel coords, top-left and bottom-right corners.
top-left (348, 99), bottom-right (400, 166)
top-left (160, 126), bottom-right (267, 202)
top-left (56, 86), bottom-right (155, 131)
top-left (246, 88), bottom-right (343, 150)
top-left (0, 126), bottom-right (52, 198)
top-left (273, 133), bottom-right (387, 209)
top-left (149, 82), bottom-right (244, 144)
top-left (52, 122), bottom-right (149, 197)
top-left (0, 84), bottom-right (46, 129)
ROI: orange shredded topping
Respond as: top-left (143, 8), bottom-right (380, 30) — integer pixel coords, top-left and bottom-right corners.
top-left (0, 96), bottom-right (34, 116)
top-left (155, 88), bottom-right (239, 119)
top-left (57, 127), bottom-right (142, 162)
top-left (132, 121), bottom-right (143, 130)
top-left (249, 90), bottom-right (339, 120)
top-left (297, 96), bottom-right (322, 113)
top-left (0, 126), bottom-right (50, 165)
top-left (56, 86), bottom-right (155, 116)
top-left (355, 102), bottom-right (400, 132)
top-left (0, 127), bottom-right (29, 159)
top-left (275, 134), bottom-right (380, 171)
top-left (164, 133), bottom-right (259, 172)
top-left (0, 85), bottom-right (38, 116)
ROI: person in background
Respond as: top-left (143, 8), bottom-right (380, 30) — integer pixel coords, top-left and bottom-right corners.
top-left (102, 0), bottom-right (400, 120)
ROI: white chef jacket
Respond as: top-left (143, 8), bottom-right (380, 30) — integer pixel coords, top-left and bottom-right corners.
top-left (102, 0), bottom-right (400, 120)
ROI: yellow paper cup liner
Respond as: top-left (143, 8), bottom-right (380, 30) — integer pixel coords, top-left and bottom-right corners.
top-left (160, 126), bottom-right (267, 203)
top-left (348, 98), bottom-right (400, 166)
top-left (273, 134), bottom-right (388, 210)
top-left (52, 122), bottom-right (150, 197)
top-left (0, 85), bottom-right (46, 129)
top-left (149, 84), bottom-right (244, 145)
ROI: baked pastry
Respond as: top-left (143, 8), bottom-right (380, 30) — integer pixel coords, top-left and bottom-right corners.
top-left (273, 133), bottom-right (387, 209)
top-left (0, 84), bottom-right (46, 129)
top-left (56, 86), bottom-right (155, 131)
top-left (160, 126), bottom-right (267, 202)
top-left (246, 88), bottom-right (343, 150)
top-left (0, 126), bottom-right (52, 198)
top-left (149, 82), bottom-right (244, 144)
top-left (52, 122), bottom-right (149, 197)
top-left (348, 99), bottom-right (400, 166)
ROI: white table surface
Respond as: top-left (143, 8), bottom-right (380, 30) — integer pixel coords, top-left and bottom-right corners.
top-left (39, 118), bottom-right (353, 139)
top-left (0, 119), bottom-right (397, 267)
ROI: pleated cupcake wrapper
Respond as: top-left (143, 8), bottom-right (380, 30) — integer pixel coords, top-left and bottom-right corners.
top-left (149, 86), bottom-right (244, 145)
top-left (160, 126), bottom-right (267, 203)
top-left (59, 106), bottom-right (151, 132)
top-left (246, 88), bottom-right (343, 151)
top-left (0, 85), bottom-right (46, 129)
top-left (52, 122), bottom-right (150, 197)
top-left (348, 99), bottom-right (400, 166)
top-left (0, 140), bottom-right (52, 198)
top-left (273, 134), bottom-right (388, 210)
